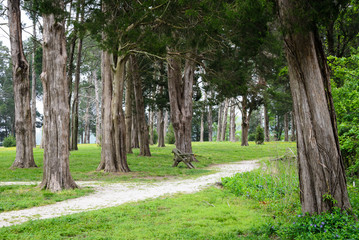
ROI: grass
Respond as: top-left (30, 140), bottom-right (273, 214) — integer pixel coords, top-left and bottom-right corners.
top-left (0, 141), bottom-right (296, 182)
top-left (0, 187), bottom-right (271, 239)
top-left (0, 185), bottom-right (94, 212)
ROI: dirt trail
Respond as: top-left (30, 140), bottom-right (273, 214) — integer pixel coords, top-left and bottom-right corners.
top-left (0, 160), bottom-right (259, 228)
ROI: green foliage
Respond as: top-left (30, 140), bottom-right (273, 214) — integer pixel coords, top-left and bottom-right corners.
top-left (255, 126), bottom-right (264, 144)
top-left (0, 185), bottom-right (93, 212)
top-left (248, 133), bottom-right (255, 141)
top-left (222, 157), bottom-right (300, 215)
top-left (165, 124), bottom-right (175, 144)
top-left (278, 208), bottom-right (359, 239)
top-left (3, 136), bottom-right (16, 148)
top-left (329, 50), bottom-right (359, 171)
top-left (152, 129), bottom-right (158, 145)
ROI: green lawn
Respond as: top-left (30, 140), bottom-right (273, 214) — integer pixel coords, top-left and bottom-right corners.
top-left (0, 187), bottom-right (272, 240)
top-left (0, 185), bottom-right (94, 212)
top-left (0, 141), bottom-right (296, 182)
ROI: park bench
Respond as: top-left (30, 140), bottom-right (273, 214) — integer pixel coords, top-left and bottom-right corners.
top-left (171, 148), bottom-right (195, 169)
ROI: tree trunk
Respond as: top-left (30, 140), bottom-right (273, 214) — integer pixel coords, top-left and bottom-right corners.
top-left (31, 14), bottom-right (37, 148)
top-left (291, 111), bottom-right (296, 141)
top-left (39, 3), bottom-right (77, 191)
top-left (164, 110), bottom-right (168, 139)
top-left (8, 0), bottom-right (36, 169)
top-left (40, 126), bottom-right (44, 149)
top-left (278, 0), bottom-right (351, 213)
top-left (97, 48), bottom-right (130, 172)
top-left (157, 109), bottom-right (165, 147)
top-left (125, 64), bottom-right (133, 154)
top-left (264, 104), bottom-right (270, 142)
top-left (240, 97), bottom-right (250, 146)
top-left (229, 99), bottom-right (236, 142)
top-left (94, 70), bottom-right (101, 145)
top-left (70, 36), bottom-right (83, 150)
top-left (221, 99), bottom-right (229, 141)
top-left (131, 114), bottom-right (140, 148)
top-left (131, 55), bottom-right (151, 156)
top-left (167, 53), bottom-right (195, 157)
top-left (216, 103), bottom-right (223, 142)
top-left (149, 110), bottom-right (154, 145)
top-left (200, 111), bottom-right (204, 142)
top-left (284, 112), bottom-right (289, 141)
top-left (66, 3), bottom-right (79, 149)
top-left (83, 92), bottom-right (90, 144)
top-left (207, 92), bottom-right (213, 142)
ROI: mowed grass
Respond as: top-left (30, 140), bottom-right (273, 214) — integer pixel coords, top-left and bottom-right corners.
top-left (0, 187), bottom-right (271, 240)
top-left (0, 185), bottom-right (94, 212)
top-left (0, 141), bottom-right (296, 182)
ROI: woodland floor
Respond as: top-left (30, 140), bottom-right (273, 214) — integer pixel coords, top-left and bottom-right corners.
top-left (0, 160), bottom-right (259, 228)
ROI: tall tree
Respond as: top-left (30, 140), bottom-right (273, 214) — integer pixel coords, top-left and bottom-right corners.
top-left (8, 0), bottom-right (36, 168)
top-left (277, 0), bottom-right (351, 213)
top-left (167, 53), bottom-right (196, 155)
top-left (70, 0), bottom-right (85, 150)
top-left (39, 0), bottom-right (77, 191)
top-left (131, 55), bottom-right (151, 156)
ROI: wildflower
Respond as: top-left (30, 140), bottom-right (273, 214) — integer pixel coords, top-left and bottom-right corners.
top-left (321, 222), bottom-right (325, 225)
top-left (298, 214), bottom-right (301, 217)
top-left (324, 230), bottom-right (327, 233)
top-left (293, 222), bottom-right (295, 224)
top-left (314, 224), bottom-right (317, 227)
top-left (310, 224), bottom-right (313, 226)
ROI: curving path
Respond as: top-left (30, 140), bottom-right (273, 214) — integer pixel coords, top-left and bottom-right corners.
top-left (0, 160), bottom-right (259, 228)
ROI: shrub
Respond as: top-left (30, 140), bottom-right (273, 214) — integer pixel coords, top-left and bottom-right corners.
top-left (165, 124), bottom-right (175, 144)
top-left (248, 133), bottom-right (255, 141)
top-left (278, 208), bottom-right (359, 239)
top-left (255, 126), bottom-right (264, 144)
top-left (3, 136), bottom-right (16, 147)
top-left (153, 129), bottom-right (158, 145)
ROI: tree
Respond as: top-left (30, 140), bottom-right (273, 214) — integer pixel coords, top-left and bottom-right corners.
top-left (0, 42), bottom-right (15, 141)
top-left (38, 0), bottom-right (77, 191)
top-left (8, 0), bottom-right (36, 169)
top-left (277, 0), bottom-right (351, 213)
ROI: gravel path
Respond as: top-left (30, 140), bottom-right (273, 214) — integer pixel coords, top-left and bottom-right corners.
top-left (0, 160), bottom-right (259, 228)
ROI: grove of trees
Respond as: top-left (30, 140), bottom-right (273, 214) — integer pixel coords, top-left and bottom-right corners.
top-left (1, 0), bottom-right (359, 215)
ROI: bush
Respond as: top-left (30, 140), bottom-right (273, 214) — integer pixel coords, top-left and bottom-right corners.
top-left (153, 129), bottom-right (158, 145)
top-left (3, 136), bottom-right (16, 147)
top-left (278, 208), bottom-right (359, 239)
top-left (255, 126), bottom-right (264, 144)
top-left (165, 124), bottom-right (175, 144)
top-left (248, 133), bottom-right (255, 141)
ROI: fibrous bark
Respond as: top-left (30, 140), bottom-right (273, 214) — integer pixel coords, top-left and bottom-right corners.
top-left (8, 0), bottom-right (36, 169)
top-left (229, 99), bottom-right (236, 142)
top-left (278, 0), bottom-right (351, 213)
top-left (240, 95), bottom-right (251, 146)
top-left (221, 99), bottom-right (229, 141)
top-left (94, 70), bottom-right (101, 145)
top-left (70, 32), bottom-right (83, 150)
top-left (167, 53), bottom-right (195, 157)
top-left (207, 92), bottom-right (213, 142)
top-left (200, 111), bottom-right (204, 142)
top-left (39, 2), bottom-right (77, 191)
top-left (125, 65), bottom-right (133, 154)
top-left (31, 13), bottom-right (37, 148)
top-left (97, 50), bottom-right (130, 172)
top-left (216, 103), bottom-right (223, 142)
top-left (157, 109), bottom-right (165, 147)
top-left (131, 55), bottom-right (151, 156)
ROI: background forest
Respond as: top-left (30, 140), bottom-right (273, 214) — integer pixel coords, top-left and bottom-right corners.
top-left (0, 0), bottom-right (359, 238)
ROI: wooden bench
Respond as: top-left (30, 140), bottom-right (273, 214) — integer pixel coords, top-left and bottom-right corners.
top-left (171, 149), bottom-right (195, 169)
